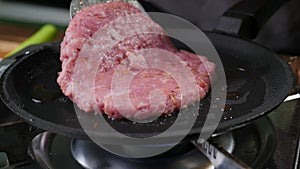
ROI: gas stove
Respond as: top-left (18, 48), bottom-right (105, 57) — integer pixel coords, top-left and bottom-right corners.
top-left (0, 41), bottom-right (298, 168)
top-left (0, 0), bottom-right (299, 168)
top-left (0, 44), bottom-right (298, 169)
top-left (0, 91), bottom-right (299, 169)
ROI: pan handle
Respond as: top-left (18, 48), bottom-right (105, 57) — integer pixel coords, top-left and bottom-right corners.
top-left (192, 139), bottom-right (252, 169)
top-left (214, 0), bottom-right (289, 39)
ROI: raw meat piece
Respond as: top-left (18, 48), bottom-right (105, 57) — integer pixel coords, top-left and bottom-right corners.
top-left (57, 2), bottom-right (215, 120)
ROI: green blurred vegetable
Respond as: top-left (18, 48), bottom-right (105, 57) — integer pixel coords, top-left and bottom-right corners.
top-left (4, 24), bottom-right (58, 58)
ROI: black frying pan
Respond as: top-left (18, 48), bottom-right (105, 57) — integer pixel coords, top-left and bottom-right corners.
top-left (0, 30), bottom-right (293, 141)
top-left (0, 0), bottom-right (294, 142)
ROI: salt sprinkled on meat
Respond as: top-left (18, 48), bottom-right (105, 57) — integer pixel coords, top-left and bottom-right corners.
top-left (57, 1), bottom-right (215, 120)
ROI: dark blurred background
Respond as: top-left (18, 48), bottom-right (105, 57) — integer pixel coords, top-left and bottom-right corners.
top-left (145, 0), bottom-right (300, 55)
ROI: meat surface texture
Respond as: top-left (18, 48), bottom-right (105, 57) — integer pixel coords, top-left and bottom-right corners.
top-left (57, 2), bottom-right (215, 120)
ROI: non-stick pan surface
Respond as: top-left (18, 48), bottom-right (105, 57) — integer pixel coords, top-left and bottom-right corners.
top-left (0, 32), bottom-right (294, 141)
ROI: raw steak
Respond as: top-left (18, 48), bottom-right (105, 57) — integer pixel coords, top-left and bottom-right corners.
top-left (57, 1), bottom-right (215, 120)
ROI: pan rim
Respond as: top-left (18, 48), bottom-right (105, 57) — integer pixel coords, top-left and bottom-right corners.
top-left (0, 33), bottom-right (294, 141)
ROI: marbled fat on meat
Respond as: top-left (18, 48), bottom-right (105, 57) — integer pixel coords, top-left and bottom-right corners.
top-left (57, 2), bottom-right (215, 120)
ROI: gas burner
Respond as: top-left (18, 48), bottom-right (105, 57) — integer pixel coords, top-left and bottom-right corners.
top-left (70, 132), bottom-right (234, 169)
top-left (28, 117), bottom-right (276, 169)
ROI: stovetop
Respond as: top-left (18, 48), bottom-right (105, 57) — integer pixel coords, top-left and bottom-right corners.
top-left (0, 95), bottom-right (299, 169)
top-left (0, 54), bottom-right (299, 169)
top-left (0, 35), bottom-right (299, 169)
top-left (0, 44), bottom-right (299, 169)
